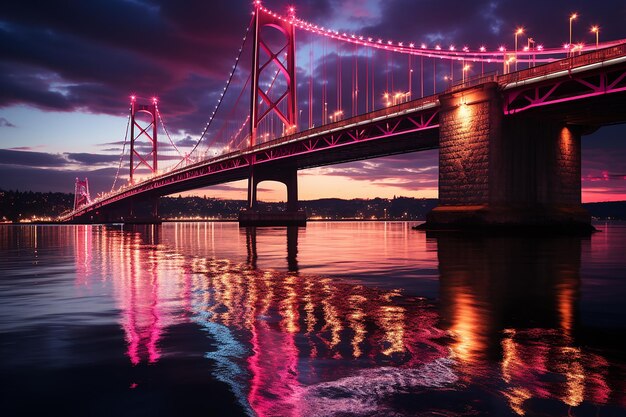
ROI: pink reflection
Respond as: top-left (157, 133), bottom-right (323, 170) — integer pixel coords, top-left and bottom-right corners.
top-left (74, 225), bottom-right (93, 286)
top-left (185, 253), bottom-right (450, 415)
top-left (78, 225), bottom-right (188, 365)
top-left (73, 223), bottom-right (623, 415)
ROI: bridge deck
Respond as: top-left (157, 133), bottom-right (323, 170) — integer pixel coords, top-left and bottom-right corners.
top-left (61, 43), bottom-right (626, 222)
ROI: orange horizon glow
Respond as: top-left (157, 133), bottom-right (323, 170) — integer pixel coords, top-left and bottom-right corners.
top-left (171, 180), bottom-right (624, 204)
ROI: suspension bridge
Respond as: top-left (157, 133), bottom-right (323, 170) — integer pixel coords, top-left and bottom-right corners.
top-left (60, 2), bottom-right (626, 230)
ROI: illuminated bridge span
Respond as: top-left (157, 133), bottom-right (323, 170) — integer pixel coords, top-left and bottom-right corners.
top-left (60, 2), bottom-right (626, 230)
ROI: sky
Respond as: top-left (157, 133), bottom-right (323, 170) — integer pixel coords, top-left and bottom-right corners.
top-left (0, 0), bottom-right (625, 202)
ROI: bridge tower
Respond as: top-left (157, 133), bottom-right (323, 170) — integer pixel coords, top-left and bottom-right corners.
top-left (241, 3), bottom-right (304, 226)
top-left (130, 96), bottom-right (158, 184)
top-left (73, 177), bottom-right (91, 211)
top-left (250, 2), bottom-right (297, 146)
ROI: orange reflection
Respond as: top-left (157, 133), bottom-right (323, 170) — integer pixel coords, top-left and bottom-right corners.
top-left (448, 290), bottom-right (487, 368)
top-left (435, 234), bottom-right (615, 415)
top-left (67, 223), bottom-right (623, 415)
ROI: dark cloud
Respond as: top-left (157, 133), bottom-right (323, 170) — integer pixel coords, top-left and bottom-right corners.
top-left (0, 165), bottom-right (116, 193)
top-left (0, 117), bottom-right (15, 127)
top-left (306, 151), bottom-right (440, 192)
top-left (0, 149), bottom-right (67, 167)
top-left (65, 153), bottom-right (120, 165)
top-left (175, 135), bottom-right (198, 148)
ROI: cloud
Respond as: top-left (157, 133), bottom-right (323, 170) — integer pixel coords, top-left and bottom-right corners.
top-left (0, 149), bottom-right (67, 167)
top-left (175, 135), bottom-right (198, 147)
top-left (302, 151), bottom-right (439, 193)
top-left (0, 165), bottom-right (116, 193)
top-left (0, 117), bottom-right (15, 127)
top-left (64, 153), bottom-right (120, 165)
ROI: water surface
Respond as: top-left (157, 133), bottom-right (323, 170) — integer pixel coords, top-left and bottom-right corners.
top-left (1, 222), bottom-right (625, 416)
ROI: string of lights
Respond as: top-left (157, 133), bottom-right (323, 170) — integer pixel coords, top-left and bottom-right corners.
top-left (110, 109), bottom-right (131, 192)
top-left (256, 4), bottom-right (622, 63)
top-left (186, 13), bottom-right (255, 160)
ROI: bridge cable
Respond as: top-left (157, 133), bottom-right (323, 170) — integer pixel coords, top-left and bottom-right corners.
top-left (203, 73), bottom-right (251, 155)
top-left (156, 108), bottom-right (186, 160)
top-left (221, 66), bottom-right (281, 151)
top-left (110, 109), bottom-right (131, 192)
top-left (186, 13), bottom-right (254, 160)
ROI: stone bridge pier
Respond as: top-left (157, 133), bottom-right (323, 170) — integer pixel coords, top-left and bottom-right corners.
top-left (421, 82), bottom-right (592, 233)
top-left (239, 164), bottom-right (306, 226)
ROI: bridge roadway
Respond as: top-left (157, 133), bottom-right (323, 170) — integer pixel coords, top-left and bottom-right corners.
top-left (62, 43), bottom-right (626, 223)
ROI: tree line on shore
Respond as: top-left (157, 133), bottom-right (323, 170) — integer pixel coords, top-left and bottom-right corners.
top-left (1, 189), bottom-right (624, 222)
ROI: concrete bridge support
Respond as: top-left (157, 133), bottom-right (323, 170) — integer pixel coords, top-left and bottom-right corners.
top-left (422, 82), bottom-right (592, 232)
top-left (71, 196), bottom-right (161, 224)
top-left (239, 165), bottom-right (306, 226)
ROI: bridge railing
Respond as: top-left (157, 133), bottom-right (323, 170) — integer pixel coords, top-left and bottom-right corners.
top-left (449, 72), bottom-right (499, 92)
top-left (498, 43), bottom-right (626, 85)
top-left (245, 95), bottom-right (440, 154)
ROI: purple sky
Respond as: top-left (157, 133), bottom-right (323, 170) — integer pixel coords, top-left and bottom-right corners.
top-left (0, 0), bottom-right (625, 202)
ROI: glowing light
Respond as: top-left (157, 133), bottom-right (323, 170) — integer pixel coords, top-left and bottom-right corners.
top-left (591, 26), bottom-right (600, 48)
top-left (516, 27), bottom-right (524, 35)
top-left (479, 46), bottom-right (486, 52)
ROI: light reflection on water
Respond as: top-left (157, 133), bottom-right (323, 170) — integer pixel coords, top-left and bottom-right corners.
top-left (0, 222), bottom-right (625, 416)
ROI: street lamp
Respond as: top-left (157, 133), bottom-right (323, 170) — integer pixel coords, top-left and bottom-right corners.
top-left (569, 13), bottom-right (578, 57)
top-left (505, 56), bottom-right (516, 74)
top-left (462, 65), bottom-right (470, 83)
top-left (515, 27), bottom-right (524, 71)
top-left (591, 25), bottom-right (599, 49)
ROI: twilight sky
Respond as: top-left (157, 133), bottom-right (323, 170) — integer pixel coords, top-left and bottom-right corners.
top-left (0, 0), bottom-right (625, 202)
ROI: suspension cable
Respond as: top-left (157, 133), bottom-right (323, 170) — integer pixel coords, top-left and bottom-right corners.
top-left (202, 73), bottom-right (251, 156)
top-left (156, 107), bottom-right (185, 159)
top-left (187, 13), bottom-right (255, 160)
top-left (110, 109), bottom-right (131, 192)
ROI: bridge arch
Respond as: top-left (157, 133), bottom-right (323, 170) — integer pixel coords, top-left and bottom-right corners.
top-left (248, 167), bottom-right (298, 212)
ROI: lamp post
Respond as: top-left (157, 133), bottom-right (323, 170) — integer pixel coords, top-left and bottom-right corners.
top-left (479, 46), bottom-right (486, 75)
top-left (569, 13), bottom-right (578, 57)
top-left (591, 26), bottom-right (599, 49)
top-left (515, 28), bottom-right (524, 71)
top-left (462, 65), bottom-right (470, 84)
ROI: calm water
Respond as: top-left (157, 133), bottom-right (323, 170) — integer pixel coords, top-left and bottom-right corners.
top-left (1, 222), bottom-right (625, 417)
